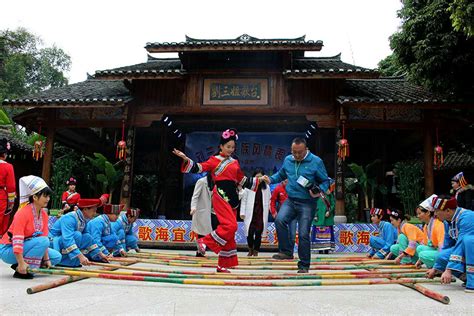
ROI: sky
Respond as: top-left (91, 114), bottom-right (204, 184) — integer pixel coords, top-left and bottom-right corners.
top-left (2, 0), bottom-right (403, 84)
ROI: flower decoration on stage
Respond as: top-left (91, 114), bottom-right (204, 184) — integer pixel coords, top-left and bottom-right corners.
top-left (116, 119), bottom-right (127, 161)
top-left (433, 127), bottom-right (443, 169)
top-left (337, 122), bottom-right (349, 161)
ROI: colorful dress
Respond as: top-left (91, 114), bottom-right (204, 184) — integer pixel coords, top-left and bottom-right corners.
top-left (0, 204), bottom-right (61, 267)
top-left (111, 213), bottom-right (139, 253)
top-left (182, 154), bottom-right (259, 268)
top-left (433, 207), bottom-right (474, 291)
top-left (369, 221), bottom-right (397, 259)
top-left (85, 214), bottom-right (119, 261)
top-left (0, 160), bottom-right (16, 236)
top-left (415, 217), bottom-right (445, 268)
top-left (311, 192), bottom-right (336, 251)
top-left (49, 209), bottom-right (100, 266)
top-left (61, 190), bottom-right (81, 214)
top-left (390, 221), bottom-right (426, 264)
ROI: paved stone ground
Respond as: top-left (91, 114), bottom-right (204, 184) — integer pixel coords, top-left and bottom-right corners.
top-left (0, 250), bottom-right (472, 315)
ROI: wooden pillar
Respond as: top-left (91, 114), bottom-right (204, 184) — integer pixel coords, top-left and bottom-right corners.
top-left (120, 127), bottom-right (136, 207)
top-left (423, 126), bottom-right (434, 197)
top-left (41, 127), bottom-right (55, 184)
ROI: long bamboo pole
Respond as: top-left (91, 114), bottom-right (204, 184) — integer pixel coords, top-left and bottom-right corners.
top-left (366, 267), bottom-right (450, 304)
top-left (109, 257), bottom-right (415, 271)
top-left (60, 267), bottom-right (427, 280)
top-left (26, 260), bottom-right (137, 295)
top-left (126, 253), bottom-right (393, 266)
top-left (92, 262), bottom-right (426, 277)
top-left (31, 268), bottom-right (444, 288)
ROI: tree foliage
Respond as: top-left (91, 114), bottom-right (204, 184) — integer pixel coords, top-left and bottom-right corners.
top-left (449, 0), bottom-right (474, 37)
top-left (389, 0), bottom-right (474, 95)
top-left (0, 27), bottom-right (71, 102)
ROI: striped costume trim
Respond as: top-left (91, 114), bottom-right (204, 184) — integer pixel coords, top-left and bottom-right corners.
top-left (467, 265), bottom-right (474, 273)
top-left (378, 249), bottom-right (387, 256)
top-left (82, 244), bottom-right (99, 255)
top-left (61, 244), bottom-right (78, 255)
top-left (249, 177), bottom-right (259, 191)
top-left (408, 241), bottom-right (417, 249)
top-left (7, 192), bottom-right (15, 203)
top-left (24, 257), bottom-right (42, 268)
top-left (219, 249), bottom-right (238, 258)
top-left (211, 231), bottom-right (226, 246)
top-left (239, 176), bottom-right (248, 187)
top-left (449, 254), bottom-right (465, 263)
top-left (214, 157), bottom-right (234, 176)
top-left (182, 159), bottom-right (201, 173)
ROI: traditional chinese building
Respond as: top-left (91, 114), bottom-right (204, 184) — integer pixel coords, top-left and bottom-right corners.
top-left (4, 34), bottom-right (472, 222)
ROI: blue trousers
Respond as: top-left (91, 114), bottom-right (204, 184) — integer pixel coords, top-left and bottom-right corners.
top-left (369, 236), bottom-right (388, 259)
top-left (275, 197), bottom-right (316, 269)
top-left (434, 236), bottom-right (474, 290)
top-left (52, 232), bottom-right (98, 267)
top-left (0, 236), bottom-right (61, 268)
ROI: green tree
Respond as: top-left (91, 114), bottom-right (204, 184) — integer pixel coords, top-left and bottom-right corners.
top-left (0, 27), bottom-right (71, 102)
top-left (394, 160), bottom-right (424, 216)
top-left (377, 54), bottom-right (405, 77)
top-left (449, 0), bottom-right (474, 37)
top-left (389, 0), bottom-right (474, 95)
top-left (86, 153), bottom-right (124, 202)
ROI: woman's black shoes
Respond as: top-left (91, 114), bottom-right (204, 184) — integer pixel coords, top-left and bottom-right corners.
top-left (13, 271), bottom-right (34, 279)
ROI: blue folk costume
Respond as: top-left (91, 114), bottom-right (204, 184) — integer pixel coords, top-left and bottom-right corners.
top-left (433, 205), bottom-right (474, 291)
top-left (85, 204), bottom-right (123, 260)
top-left (111, 209), bottom-right (140, 255)
top-left (49, 208), bottom-right (100, 267)
top-left (368, 209), bottom-right (397, 259)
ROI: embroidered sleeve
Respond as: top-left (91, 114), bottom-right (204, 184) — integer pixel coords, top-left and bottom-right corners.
top-left (61, 216), bottom-right (82, 259)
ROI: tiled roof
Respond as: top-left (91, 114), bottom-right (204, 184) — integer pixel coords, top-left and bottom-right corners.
top-left (439, 151), bottom-right (474, 170)
top-left (283, 54), bottom-right (378, 78)
top-left (2, 80), bottom-right (131, 107)
top-left (337, 78), bottom-right (461, 105)
top-left (0, 128), bottom-right (32, 151)
top-left (94, 58), bottom-right (184, 79)
top-left (145, 34), bottom-right (323, 52)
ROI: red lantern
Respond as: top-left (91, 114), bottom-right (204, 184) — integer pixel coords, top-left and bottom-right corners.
top-left (337, 122), bottom-right (349, 160)
top-left (116, 140), bottom-right (127, 160)
top-left (33, 140), bottom-right (43, 161)
top-left (116, 119), bottom-right (127, 160)
top-left (434, 145), bottom-right (444, 169)
top-left (434, 127), bottom-right (444, 169)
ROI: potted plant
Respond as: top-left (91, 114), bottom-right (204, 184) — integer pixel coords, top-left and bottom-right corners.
top-left (347, 159), bottom-right (388, 222)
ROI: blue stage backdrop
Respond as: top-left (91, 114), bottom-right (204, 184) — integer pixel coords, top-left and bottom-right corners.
top-left (183, 132), bottom-right (302, 189)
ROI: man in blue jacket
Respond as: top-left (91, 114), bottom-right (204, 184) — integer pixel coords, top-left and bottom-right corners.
top-left (262, 137), bottom-right (329, 273)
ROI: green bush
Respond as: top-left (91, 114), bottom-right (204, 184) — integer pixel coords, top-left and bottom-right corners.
top-left (394, 160), bottom-right (424, 216)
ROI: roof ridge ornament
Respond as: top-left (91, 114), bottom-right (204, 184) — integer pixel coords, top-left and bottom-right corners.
top-left (239, 34), bottom-right (251, 42)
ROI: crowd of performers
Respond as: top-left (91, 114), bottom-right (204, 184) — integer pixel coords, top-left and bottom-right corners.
top-left (0, 171), bottom-right (141, 279)
top-left (367, 172), bottom-right (474, 293)
top-left (0, 131), bottom-right (472, 294)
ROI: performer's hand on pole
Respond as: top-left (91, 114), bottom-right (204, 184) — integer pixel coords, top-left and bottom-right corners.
top-left (440, 269), bottom-right (453, 284)
top-left (425, 268), bottom-right (436, 279)
top-left (78, 254), bottom-right (90, 266)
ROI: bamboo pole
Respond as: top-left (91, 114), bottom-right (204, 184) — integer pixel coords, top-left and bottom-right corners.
top-left (109, 257), bottom-right (415, 271)
top-left (366, 267), bottom-right (450, 304)
top-left (31, 268), bottom-right (446, 287)
top-left (126, 253), bottom-right (393, 266)
top-left (60, 266), bottom-right (427, 281)
top-left (26, 261), bottom-right (137, 295)
top-left (92, 262), bottom-right (426, 277)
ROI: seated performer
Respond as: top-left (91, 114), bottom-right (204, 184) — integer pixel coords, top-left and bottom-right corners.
top-left (85, 203), bottom-right (122, 261)
top-left (111, 207), bottom-right (141, 256)
top-left (415, 195), bottom-right (445, 268)
top-left (426, 196), bottom-right (474, 293)
top-left (388, 208), bottom-right (426, 264)
top-left (367, 208), bottom-right (397, 259)
top-left (49, 194), bottom-right (109, 267)
top-left (61, 177), bottom-right (81, 215)
top-left (0, 176), bottom-right (61, 279)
